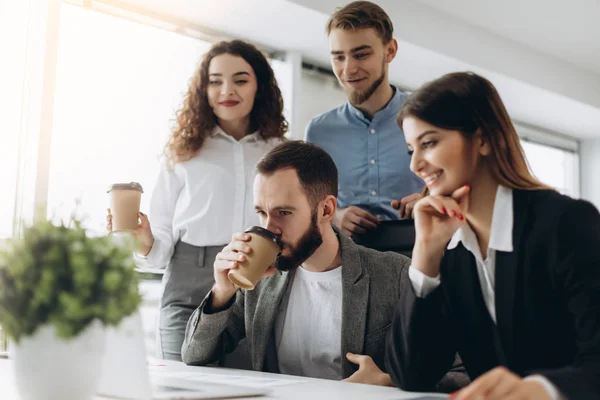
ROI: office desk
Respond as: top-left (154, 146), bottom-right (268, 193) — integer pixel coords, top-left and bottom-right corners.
top-left (0, 358), bottom-right (445, 400)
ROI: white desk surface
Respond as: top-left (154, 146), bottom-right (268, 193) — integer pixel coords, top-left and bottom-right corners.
top-left (0, 357), bottom-right (445, 400)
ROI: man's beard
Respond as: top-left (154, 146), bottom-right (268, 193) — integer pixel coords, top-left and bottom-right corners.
top-left (274, 212), bottom-right (323, 272)
top-left (347, 61), bottom-right (386, 105)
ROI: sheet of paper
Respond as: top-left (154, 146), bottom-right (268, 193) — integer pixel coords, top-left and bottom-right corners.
top-left (155, 371), bottom-right (308, 388)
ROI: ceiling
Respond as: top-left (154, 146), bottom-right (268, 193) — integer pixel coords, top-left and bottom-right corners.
top-left (109, 0), bottom-right (600, 140)
top-left (419, 0), bottom-right (600, 75)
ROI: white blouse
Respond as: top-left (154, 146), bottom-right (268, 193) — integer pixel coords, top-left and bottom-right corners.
top-left (139, 126), bottom-right (283, 268)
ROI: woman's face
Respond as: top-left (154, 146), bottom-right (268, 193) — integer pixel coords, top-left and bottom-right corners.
top-left (207, 53), bottom-right (258, 123)
top-left (403, 116), bottom-right (488, 196)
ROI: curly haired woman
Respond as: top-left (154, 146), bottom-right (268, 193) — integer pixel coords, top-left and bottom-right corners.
top-left (108, 40), bottom-right (287, 360)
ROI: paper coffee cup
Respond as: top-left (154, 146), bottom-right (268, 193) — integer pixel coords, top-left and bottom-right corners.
top-left (228, 226), bottom-right (283, 290)
top-left (107, 182), bottom-right (143, 233)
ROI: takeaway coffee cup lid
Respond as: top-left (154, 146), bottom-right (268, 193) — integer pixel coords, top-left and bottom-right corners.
top-left (107, 182), bottom-right (144, 193)
top-left (244, 226), bottom-right (283, 252)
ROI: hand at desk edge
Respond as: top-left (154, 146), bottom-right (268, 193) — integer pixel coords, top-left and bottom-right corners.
top-left (343, 353), bottom-right (393, 387)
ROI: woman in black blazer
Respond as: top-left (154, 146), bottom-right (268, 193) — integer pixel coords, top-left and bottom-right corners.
top-left (385, 72), bottom-right (600, 399)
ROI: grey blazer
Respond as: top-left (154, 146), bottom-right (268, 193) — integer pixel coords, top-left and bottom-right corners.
top-left (181, 231), bottom-right (410, 378)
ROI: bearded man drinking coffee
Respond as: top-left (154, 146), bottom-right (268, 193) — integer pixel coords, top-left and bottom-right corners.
top-left (181, 141), bottom-right (466, 390)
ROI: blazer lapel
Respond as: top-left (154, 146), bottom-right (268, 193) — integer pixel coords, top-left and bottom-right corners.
top-left (494, 189), bottom-right (530, 366)
top-left (250, 270), bottom-right (292, 371)
top-left (339, 234), bottom-right (370, 378)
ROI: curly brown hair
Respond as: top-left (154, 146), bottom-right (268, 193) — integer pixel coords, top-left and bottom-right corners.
top-left (164, 40), bottom-right (288, 163)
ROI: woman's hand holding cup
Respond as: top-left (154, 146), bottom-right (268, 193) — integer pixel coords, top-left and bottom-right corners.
top-left (106, 208), bottom-right (154, 256)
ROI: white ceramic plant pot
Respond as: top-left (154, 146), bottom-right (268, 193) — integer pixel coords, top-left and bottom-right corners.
top-left (10, 319), bottom-right (105, 400)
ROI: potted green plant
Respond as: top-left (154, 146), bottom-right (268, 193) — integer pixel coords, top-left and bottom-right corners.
top-left (0, 218), bottom-right (141, 400)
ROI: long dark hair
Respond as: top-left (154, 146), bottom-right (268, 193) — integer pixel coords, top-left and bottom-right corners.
top-left (399, 72), bottom-right (550, 191)
top-left (165, 40), bottom-right (288, 163)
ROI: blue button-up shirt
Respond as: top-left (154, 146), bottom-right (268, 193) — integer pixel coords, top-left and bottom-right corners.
top-left (305, 87), bottom-right (423, 220)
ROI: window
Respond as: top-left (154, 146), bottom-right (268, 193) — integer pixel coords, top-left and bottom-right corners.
top-left (45, 4), bottom-right (214, 356)
top-left (46, 3), bottom-right (210, 235)
top-left (521, 140), bottom-right (579, 198)
top-left (0, 1), bottom-right (30, 239)
top-left (44, 4), bottom-right (307, 356)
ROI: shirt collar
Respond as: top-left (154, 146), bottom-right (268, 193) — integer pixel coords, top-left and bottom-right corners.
top-left (210, 125), bottom-right (260, 142)
top-left (346, 85), bottom-right (403, 120)
top-left (447, 185), bottom-right (514, 252)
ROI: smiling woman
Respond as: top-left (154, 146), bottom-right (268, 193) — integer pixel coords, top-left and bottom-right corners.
top-left (11, 1), bottom-right (293, 362)
top-left (206, 54), bottom-right (258, 137)
top-left (386, 72), bottom-right (600, 400)
top-left (101, 38), bottom-right (288, 361)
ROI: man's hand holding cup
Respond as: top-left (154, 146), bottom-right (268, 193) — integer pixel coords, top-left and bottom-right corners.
top-left (211, 227), bottom-right (282, 310)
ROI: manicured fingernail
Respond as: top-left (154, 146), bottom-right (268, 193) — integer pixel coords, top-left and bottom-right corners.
top-left (442, 207), bottom-right (447, 214)
top-left (459, 214), bottom-right (464, 221)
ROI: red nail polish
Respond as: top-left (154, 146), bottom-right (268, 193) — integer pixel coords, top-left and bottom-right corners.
top-left (442, 207), bottom-right (447, 214)
top-left (459, 214), bottom-right (464, 221)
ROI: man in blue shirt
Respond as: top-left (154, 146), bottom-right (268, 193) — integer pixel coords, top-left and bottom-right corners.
top-left (305, 1), bottom-right (423, 239)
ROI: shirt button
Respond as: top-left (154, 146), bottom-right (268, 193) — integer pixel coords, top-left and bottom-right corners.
top-left (356, 111), bottom-right (361, 117)
top-left (370, 159), bottom-right (376, 165)
top-left (371, 190), bottom-right (377, 196)
top-left (370, 129), bottom-right (375, 134)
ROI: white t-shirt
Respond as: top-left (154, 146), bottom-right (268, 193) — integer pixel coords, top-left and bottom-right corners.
top-left (275, 265), bottom-right (343, 380)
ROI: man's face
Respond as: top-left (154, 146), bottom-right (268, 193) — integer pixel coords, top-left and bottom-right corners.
top-left (328, 28), bottom-right (390, 105)
top-left (254, 169), bottom-right (323, 271)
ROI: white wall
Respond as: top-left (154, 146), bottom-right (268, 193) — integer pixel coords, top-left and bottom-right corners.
top-left (581, 139), bottom-right (600, 210)
top-left (294, 69), bottom-right (347, 139)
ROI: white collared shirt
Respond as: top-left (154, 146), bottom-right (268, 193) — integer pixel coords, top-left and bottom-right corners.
top-left (138, 126), bottom-right (283, 268)
top-left (409, 185), bottom-right (561, 399)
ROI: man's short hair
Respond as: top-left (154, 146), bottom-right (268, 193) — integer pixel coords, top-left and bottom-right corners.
top-left (326, 1), bottom-right (394, 43)
top-left (256, 141), bottom-right (338, 207)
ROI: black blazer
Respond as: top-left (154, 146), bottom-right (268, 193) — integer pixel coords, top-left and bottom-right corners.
top-left (385, 189), bottom-right (600, 399)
